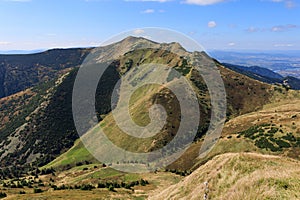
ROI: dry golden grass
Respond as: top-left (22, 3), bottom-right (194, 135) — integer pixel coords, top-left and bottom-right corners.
top-left (149, 152), bottom-right (300, 200)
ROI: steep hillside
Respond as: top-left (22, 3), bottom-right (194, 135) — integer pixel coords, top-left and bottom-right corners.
top-left (0, 48), bottom-right (91, 98)
top-left (0, 72), bottom-right (75, 168)
top-left (150, 153), bottom-right (300, 200)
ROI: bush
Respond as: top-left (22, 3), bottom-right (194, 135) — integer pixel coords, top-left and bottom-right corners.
top-left (275, 139), bottom-right (291, 148)
top-left (51, 185), bottom-right (58, 190)
top-left (140, 179), bottom-right (149, 186)
top-left (239, 126), bottom-right (262, 139)
top-left (33, 188), bottom-right (43, 193)
top-left (282, 133), bottom-right (296, 142)
top-left (268, 127), bottom-right (279, 134)
top-left (108, 185), bottom-right (115, 192)
top-left (0, 192), bottom-right (7, 198)
top-left (80, 184), bottom-right (94, 191)
top-left (255, 137), bottom-right (281, 152)
top-left (97, 182), bottom-right (106, 188)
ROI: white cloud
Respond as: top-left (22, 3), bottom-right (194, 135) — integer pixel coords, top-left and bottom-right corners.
top-left (183, 0), bottom-right (226, 5)
top-left (208, 21), bottom-right (217, 28)
top-left (141, 9), bottom-right (155, 13)
top-left (267, 0), bottom-right (296, 8)
top-left (274, 43), bottom-right (294, 47)
top-left (125, 0), bottom-right (171, 2)
top-left (228, 42), bottom-right (235, 46)
top-left (133, 29), bottom-right (145, 35)
top-left (285, 0), bottom-right (296, 8)
top-left (271, 24), bottom-right (297, 32)
top-left (246, 27), bottom-right (260, 32)
top-left (0, 41), bottom-right (11, 45)
top-left (246, 24), bottom-right (297, 33)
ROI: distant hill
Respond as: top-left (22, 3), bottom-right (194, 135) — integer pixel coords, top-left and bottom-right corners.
top-left (0, 49), bottom-right (45, 54)
top-left (209, 50), bottom-right (300, 79)
top-left (222, 63), bottom-right (300, 90)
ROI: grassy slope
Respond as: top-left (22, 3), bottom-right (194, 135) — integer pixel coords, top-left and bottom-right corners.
top-left (44, 60), bottom-right (279, 171)
top-left (150, 152), bottom-right (300, 200)
top-left (165, 89), bottom-right (300, 171)
top-left (45, 89), bottom-right (300, 172)
top-left (42, 139), bottom-right (98, 170)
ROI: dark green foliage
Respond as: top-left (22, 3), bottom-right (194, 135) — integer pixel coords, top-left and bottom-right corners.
top-left (1, 68), bottom-right (111, 167)
top-left (238, 125), bottom-right (296, 152)
top-left (97, 179), bottom-right (149, 191)
top-left (97, 183), bottom-right (106, 188)
top-left (80, 184), bottom-right (95, 191)
top-left (33, 188), bottom-right (43, 193)
top-left (0, 80), bottom-right (54, 143)
top-left (51, 185), bottom-right (58, 190)
top-left (41, 168), bottom-right (55, 175)
top-left (108, 185), bottom-right (115, 192)
top-left (140, 179), bottom-right (149, 186)
top-left (166, 169), bottom-right (191, 176)
top-left (268, 127), bottom-right (279, 134)
top-left (173, 59), bottom-right (191, 76)
top-left (255, 137), bottom-right (281, 152)
top-left (238, 126), bottom-right (264, 138)
top-left (0, 192), bottom-right (6, 198)
top-left (275, 139), bottom-right (291, 148)
top-left (282, 133), bottom-right (296, 142)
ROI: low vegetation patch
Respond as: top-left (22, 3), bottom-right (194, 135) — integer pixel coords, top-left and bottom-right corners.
top-left (237, 124), bottom-right (300, 152)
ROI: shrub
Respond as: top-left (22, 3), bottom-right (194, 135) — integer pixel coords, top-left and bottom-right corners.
top-left (282, 133), bottom-right (296, 142)
top-left (33, 188), bottom-right (43, 193)
top-left (268, 127), bottom-right (278, 134)
top-left (51, 185), bottom-right (58, 190)
top-left (239, 126), bottom-right (262, 139)
top-left (80, 184), bottom-right (94, 191)
top-left (108, 185), bottom-right (115, 192)
top-left (275, 139), bottom-right (291, 148)
top-left (255, 137), bottom-right (281, 152)
top-left (97, 182), bottom-right (106, 188)
top-left (0, 192), bottom-right (7, 198)
top-left (140, 179), bottom-right (149, 186)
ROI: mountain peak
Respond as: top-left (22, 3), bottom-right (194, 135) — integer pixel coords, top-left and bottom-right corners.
top-left (120, 36), bottom-right (158, 45)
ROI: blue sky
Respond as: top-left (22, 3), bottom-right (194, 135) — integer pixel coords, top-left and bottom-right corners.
top-left (0, 0), bottom-right (299, 51)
